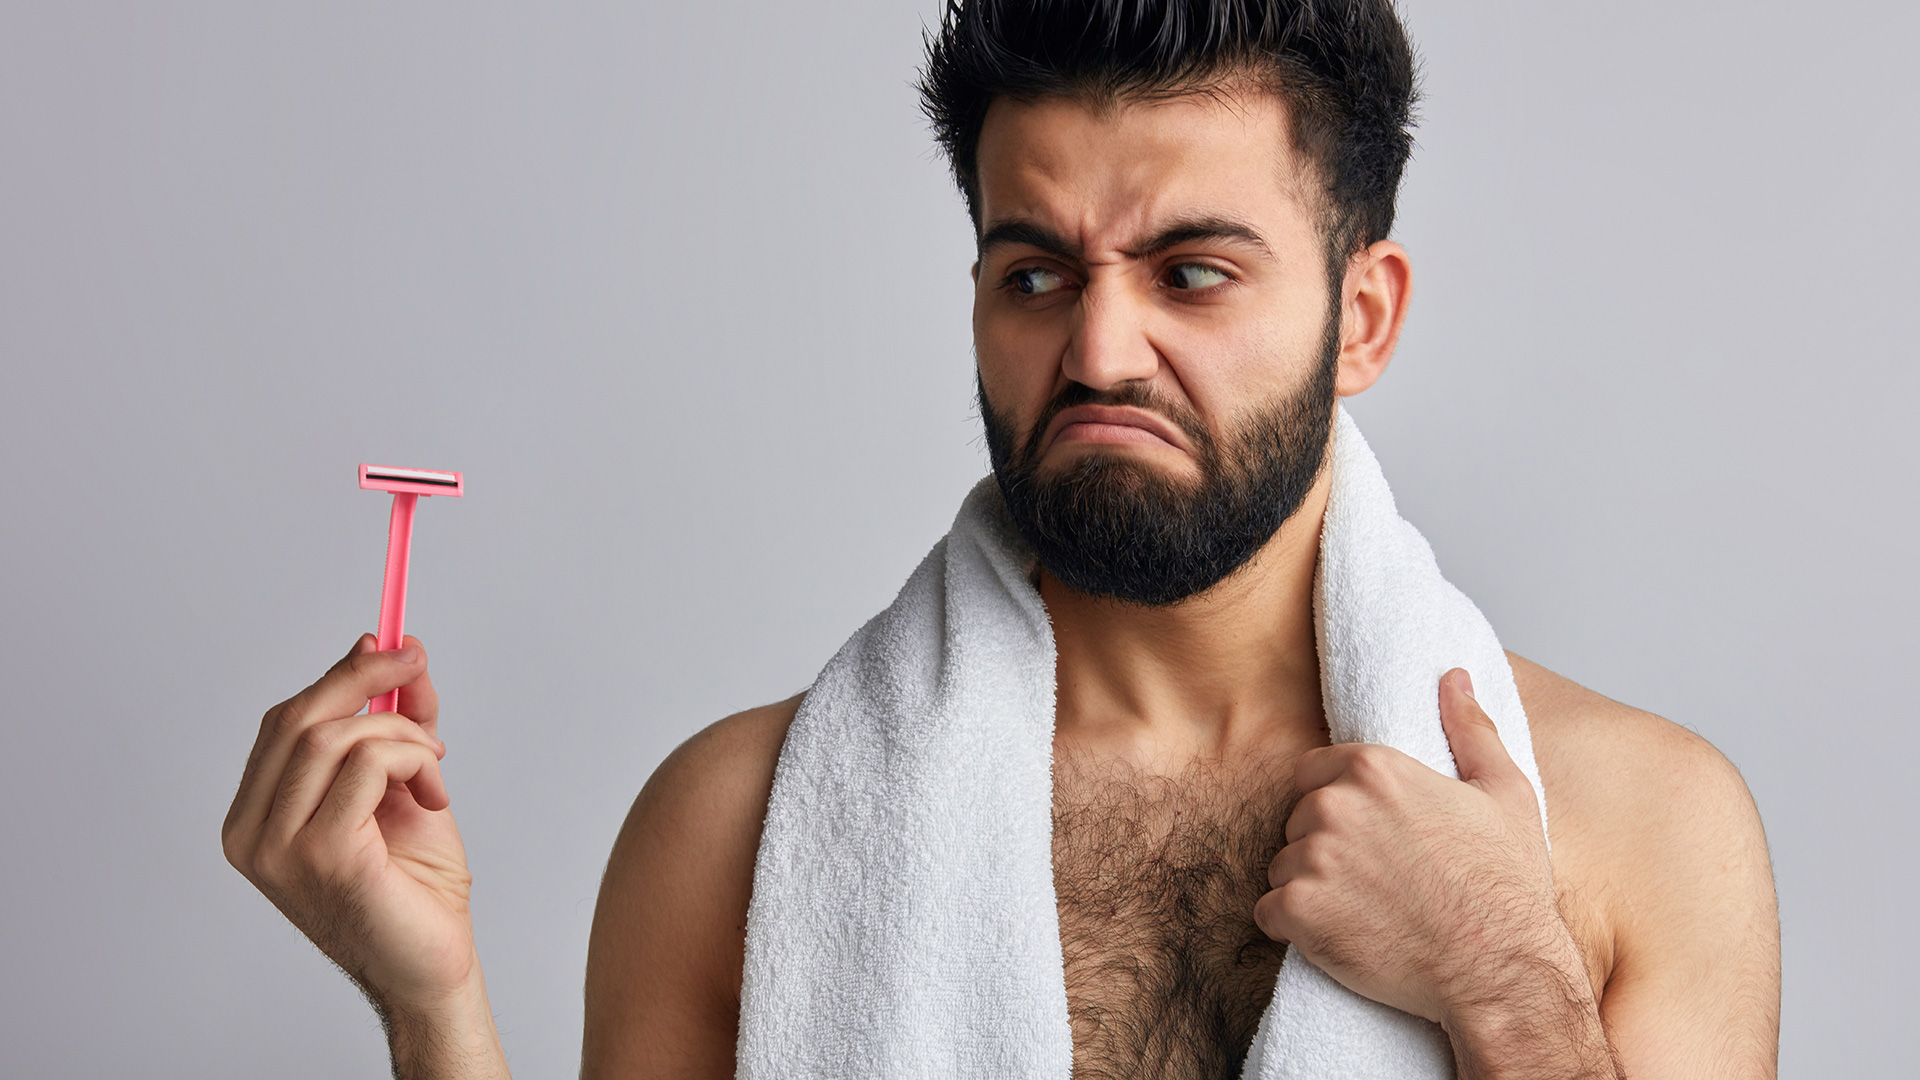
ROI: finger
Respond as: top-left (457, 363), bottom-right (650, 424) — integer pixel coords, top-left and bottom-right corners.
top-left (306, 738), bottom-right (449, 843)
top-left (290, 636), bottom-right (428, 724)
top-left (261, 713), bottom-right (447, 845)
top-left (237, 639), bottom-right (429, 831)
top-left (236, 636), bottom-right (374, 803)
top-left (227, 633), bottom-right (381, 855)
top-left (1291, 743), bottom-right (1362, 793)
top-left (1283, 787), bottom-right (1333, 846)
top-left (1252, 888), bottom-right (1286, 943)
top-left (1267, 818), bottom-right (1328, 880)
top-left (1266, 836), bottom-right (1311, 889)
top-left (1438, 668), bottom-right (1523, 791)
top-left (1252, 885), bottom-right (1301, 946)
top-left (394, 635), bottom-right (439, 736)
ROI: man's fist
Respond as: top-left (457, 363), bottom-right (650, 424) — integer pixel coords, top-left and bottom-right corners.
top-left (1253, 668), bottom-right (1576, 1027)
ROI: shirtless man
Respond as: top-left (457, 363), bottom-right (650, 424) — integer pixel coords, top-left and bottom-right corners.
top-left (221, 2), bottom-right (1781, 1077)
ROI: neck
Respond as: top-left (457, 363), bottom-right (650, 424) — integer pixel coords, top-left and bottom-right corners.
top-left (1043, 470), bottom-right (1331, 771)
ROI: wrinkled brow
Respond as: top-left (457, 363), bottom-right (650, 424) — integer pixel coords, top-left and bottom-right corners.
top-left (977, 215), bottom-right (1275, 262)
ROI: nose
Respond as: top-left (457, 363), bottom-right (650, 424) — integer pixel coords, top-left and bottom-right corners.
top-left (1061, 276), bottom-right (1160, 390)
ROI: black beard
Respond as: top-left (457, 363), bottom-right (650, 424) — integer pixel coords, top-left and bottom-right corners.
top-left (979, 333), bottom-right (1337, 608)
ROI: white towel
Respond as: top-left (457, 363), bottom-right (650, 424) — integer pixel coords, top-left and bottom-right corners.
top-left (736, 408), bottom-right (1548, 1079)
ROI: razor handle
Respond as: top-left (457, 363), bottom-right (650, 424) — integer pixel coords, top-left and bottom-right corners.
top-left (369, 491), bottom-right (417, 715)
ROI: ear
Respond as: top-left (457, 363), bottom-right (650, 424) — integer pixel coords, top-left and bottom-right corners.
top-left (971, 259), bottom-right (981, 285)
top-left (1333, 240), bottom-right (1412, 398)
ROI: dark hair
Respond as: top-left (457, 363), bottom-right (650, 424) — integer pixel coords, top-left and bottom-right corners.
top-left (919, 0), bottom-right (1419, 265)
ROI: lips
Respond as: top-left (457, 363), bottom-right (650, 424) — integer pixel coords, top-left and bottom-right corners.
top-left (1040, 403), bottom-right (1189, 454)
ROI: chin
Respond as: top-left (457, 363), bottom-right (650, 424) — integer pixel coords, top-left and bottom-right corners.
top-left (1039, 446), bottom-right (1201, 494)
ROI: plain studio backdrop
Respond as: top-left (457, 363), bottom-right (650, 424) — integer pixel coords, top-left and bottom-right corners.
top-left (1, 1), bottom-right (1912, 1075)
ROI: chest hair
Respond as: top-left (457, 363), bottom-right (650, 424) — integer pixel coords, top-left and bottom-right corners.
top-left (1052, 756), bottom-right (1300, 1080)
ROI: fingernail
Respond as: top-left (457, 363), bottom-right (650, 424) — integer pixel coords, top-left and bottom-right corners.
top-left (1457, 669), bottom-right (1476, 700)
top-left (390, 644), bottom-right (418, 663)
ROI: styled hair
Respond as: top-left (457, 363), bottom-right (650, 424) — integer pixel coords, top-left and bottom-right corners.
top-left (918, 0), bottom-right (1419, 264)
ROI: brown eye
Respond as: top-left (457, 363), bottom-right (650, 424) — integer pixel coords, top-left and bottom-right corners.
top-left (1166, 263), bottom-right (1230, 290)
top-left (1007, 267), bottom-right (1068, 295)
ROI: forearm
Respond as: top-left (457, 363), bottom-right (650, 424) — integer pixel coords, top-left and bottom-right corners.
top-left (372, 967), bottom-right (513, 1080)
top-left (1441, 944), bottom-right (1619, 1080)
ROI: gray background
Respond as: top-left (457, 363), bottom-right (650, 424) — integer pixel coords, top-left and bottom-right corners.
top-left (1, 0), bottom-right (1912, 1075)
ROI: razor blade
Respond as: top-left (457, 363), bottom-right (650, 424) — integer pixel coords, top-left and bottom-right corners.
top-left (359, 464), bottom-right (465, 498)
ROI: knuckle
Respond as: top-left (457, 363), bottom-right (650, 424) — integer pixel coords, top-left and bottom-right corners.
top-left (1305, 789), bottom-right (1356, 834)
top-left (269, 703), bottom-right (308, 741)
top-left (343, 739), bottom-right (388, 771)
top-left (1303, 785), bottom-right (1341, 819)
top-left (1293, 835), bottom-right (1334, 876)
top-left (295, 720), bottom-right (344, 759)
top-left (220, 829), bottom-right (245, 871)
top-left (1349, 747), bottom-right (1403, 791)
top-left (248, 845), bottom-right (287, 884)
top-left (289, 830), bottom-right (333, 870)
top-left (1265, 882), bottom-right (1317, 939)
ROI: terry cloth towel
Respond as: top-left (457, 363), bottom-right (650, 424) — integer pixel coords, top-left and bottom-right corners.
top-left (736, 407), bottom-right (1549, 1079)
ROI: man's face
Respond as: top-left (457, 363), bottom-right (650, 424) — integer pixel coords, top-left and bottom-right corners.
top-left (972, 88), bottom-right (1341, 605)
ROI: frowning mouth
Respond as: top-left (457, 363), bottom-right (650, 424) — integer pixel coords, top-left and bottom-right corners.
top-left (1040, 403), bottom-right (1192, 456)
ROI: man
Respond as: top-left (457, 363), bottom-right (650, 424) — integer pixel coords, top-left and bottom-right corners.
top-left (221, 1), bottom-right (1780, 1077)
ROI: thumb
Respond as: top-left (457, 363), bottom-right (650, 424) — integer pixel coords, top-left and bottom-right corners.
top-left (1439, 668), bottom-right (1522, 792)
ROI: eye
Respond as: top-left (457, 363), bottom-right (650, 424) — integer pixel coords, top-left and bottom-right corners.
top-left (1005, 266), bottom-right (1069, 295)
top-left (1165, 263), bottom-right (1232, 291)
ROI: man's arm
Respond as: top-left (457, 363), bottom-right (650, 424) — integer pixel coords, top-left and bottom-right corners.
top-left (580, 695), bottom-right (799, 1080)
top-left (222, 636), bottom-right (510, 1080)
top-left (1516, 655), bottom-right (1780, 1077)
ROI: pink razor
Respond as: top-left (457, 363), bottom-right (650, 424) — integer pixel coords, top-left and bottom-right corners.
top-left (359, 464), bottom-right (464, 715)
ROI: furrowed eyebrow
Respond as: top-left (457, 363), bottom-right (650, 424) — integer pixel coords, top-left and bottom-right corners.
top-left (978, 220), bottom-right (1079, 262)
top-left (976, 215), bottom-right (1275, 263)
top-left (1130, 216), bottom-right (1275, 260)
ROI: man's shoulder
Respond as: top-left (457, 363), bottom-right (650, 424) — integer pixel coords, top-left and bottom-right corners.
top-left (663, 694), bottom-right (803, 792)
top-left (628, 692), bottom-right (803, 854)
top-left (1506, 652), bottom-right (1776, 1012)
top-left (582, 693), bottom-right (803, 1074)
top-left (1506, 651), bottom-right (1755, 841)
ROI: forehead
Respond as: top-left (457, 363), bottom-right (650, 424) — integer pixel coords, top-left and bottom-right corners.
top-left (973, 89), bottom-right (1313, 248)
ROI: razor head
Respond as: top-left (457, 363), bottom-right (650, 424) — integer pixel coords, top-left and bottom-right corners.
top-left (359, 463), bottom-right (464, 497)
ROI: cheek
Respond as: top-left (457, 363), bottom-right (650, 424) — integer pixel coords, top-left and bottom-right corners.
top-left (974, 299), bottom-right (1070, 435)
top-left (1157, 308), bottom-right (1307, 421)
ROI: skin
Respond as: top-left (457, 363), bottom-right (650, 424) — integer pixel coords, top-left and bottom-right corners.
top-left (223, 88), bottom-right (1781, 1079)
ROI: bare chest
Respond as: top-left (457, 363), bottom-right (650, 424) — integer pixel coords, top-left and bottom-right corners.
top-left (1051, 763), bottom-right (1298, 1080)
